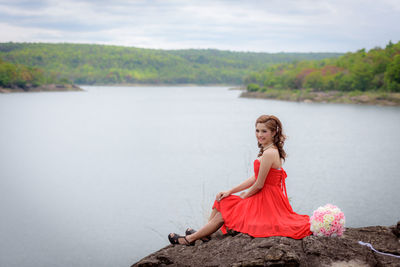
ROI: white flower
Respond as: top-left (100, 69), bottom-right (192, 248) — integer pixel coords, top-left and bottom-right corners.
top-left (323, 214), bottom-right (334, 223)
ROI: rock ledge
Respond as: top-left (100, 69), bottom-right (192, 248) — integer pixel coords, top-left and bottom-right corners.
top-left (132, 222), bottom-right (400, 267)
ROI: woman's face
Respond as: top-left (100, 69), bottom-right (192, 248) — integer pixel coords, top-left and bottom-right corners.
top-left (256, 123), bottom-right (274, 146)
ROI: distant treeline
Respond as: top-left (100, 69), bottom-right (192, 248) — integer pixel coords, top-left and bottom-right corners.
top-left (245, 41), bottom-right (400, 92)
top-left (0, 58), bottom-right (70, 89)
top-left (0, 42), bottom-right (341, 85)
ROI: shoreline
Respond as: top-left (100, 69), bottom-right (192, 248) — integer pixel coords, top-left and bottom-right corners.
top-left (241, 89), bottom-right (400, 107)
top-left (2, 83), bottom-right (398, 107)
top-left (0, 84), bottom-right (84, 93)
top-left (79, 83), bottom-right (238, 87)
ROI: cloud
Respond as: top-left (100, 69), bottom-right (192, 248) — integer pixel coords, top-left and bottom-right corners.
top-left (0, 0), bottom-right (399, 52)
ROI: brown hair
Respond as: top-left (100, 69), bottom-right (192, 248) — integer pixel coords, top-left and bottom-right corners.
top-left (256, 115), bottom-right (287, 160)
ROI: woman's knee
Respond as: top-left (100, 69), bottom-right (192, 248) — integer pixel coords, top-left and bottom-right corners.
top-left (214, 211), bottom-right (224, 224)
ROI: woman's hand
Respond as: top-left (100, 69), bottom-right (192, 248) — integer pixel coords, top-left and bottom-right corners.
top-left (239, 192), bottom-right (247, 199)
top-left (216, 191), bottom-right (230, 202)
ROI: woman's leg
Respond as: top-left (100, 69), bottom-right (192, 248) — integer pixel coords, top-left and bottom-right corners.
top-left (183, 208), bottom-right (218, 242)
top-left (185, 210), bottom-right (224, 243)
top-left (208, 208), bottom-right (218, 222)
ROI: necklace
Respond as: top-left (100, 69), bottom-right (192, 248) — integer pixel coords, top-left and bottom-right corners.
top-left (263, 143), bottom-right (274, 152)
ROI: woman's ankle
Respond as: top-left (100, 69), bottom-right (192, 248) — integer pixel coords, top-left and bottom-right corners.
top-left (185, 234), bottom-right (195, 243)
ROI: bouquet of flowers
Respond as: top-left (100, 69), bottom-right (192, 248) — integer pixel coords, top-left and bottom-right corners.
top-left (310, 204), bottom-right (345, 237)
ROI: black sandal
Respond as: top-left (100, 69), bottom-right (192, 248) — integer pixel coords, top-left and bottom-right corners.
top-left (168, 233), bottom-right (195, 246)
top-left (185, 228), bottom-right (211, 242)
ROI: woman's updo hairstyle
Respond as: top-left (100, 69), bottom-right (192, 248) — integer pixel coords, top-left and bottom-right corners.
top-left (256, 115), bottom-right (287, 160)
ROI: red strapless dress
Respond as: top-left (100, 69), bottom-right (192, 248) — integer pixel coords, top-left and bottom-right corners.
top-left (213, 159), bottom-right (312, 239)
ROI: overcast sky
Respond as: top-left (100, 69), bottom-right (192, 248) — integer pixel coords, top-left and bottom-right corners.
top-left (0, 0), bottom-right (399, 52)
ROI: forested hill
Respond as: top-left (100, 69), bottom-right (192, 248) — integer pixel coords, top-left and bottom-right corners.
top-left (0, 58), bottom-right (74, 90)
top-left (0, 43), bottom-right (342, 85)
top-left (244, 41), bottom-right (400, 92)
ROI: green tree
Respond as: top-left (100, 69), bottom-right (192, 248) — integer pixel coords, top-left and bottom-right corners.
top-left (384, 54), bottom-right (400, 92)
top-left (247, 83), bottom-right (260, 92)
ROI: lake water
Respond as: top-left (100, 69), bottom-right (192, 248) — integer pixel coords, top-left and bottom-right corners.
top-left (0, 86), bottom-right (399, 267)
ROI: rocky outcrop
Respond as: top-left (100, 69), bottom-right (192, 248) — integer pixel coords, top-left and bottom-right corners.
top-left (132, 222), bottom-right (400, 267)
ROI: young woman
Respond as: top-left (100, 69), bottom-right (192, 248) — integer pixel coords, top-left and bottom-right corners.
top-left (168, 115), bottom-right (312, 245)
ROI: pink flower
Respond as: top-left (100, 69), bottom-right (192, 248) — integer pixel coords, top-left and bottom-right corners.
top-left (310, 204), bottom-right (345, 237)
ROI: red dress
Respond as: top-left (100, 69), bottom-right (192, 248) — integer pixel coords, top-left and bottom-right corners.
top-left (213, 159), bottom-right (312, 239)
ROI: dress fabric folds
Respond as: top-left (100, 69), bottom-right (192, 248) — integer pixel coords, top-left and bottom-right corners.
top-left (213, 159), bottom-right (312, 239)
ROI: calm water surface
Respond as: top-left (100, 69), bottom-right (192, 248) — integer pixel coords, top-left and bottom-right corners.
top-left (1, 86), bottom-right (399, 267)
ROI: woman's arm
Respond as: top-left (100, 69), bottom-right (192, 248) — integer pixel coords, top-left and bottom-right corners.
top-left (240, 150), bottom-right (274, 199)
top-left (229, 175), bottom-right (256, 194)
top-left (216, 175), bottom-right (255, 201)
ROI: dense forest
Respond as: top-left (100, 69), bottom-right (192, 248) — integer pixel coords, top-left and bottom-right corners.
top-left (0, 58), bottom-right (71, 89)
top-left (0, 42), bottom-right (341, 86)
top-left (244, 41), bottom-right (400, 92)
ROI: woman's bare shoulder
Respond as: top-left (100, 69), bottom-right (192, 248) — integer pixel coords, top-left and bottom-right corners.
top-left (262, 147), bottom-right (279, 157)
top-left (261, 147), bottom-right (281, 168)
